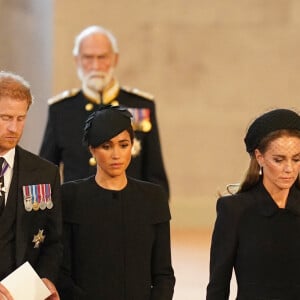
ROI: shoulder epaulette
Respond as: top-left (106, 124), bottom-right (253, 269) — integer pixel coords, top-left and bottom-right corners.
top-left (122, 85), bottom-right (154, 100)
top-left (47, 88), bottom-right (80, 105)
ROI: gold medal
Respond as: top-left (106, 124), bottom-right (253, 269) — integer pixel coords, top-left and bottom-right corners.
top-left (89, 157), bottom-right (97, 166)
top-left (140, 120), bottom-right (152, 132)
top-left (32, 201), bottom-right (39, 211)
top-left (85, 103), bottom-right (94, 111)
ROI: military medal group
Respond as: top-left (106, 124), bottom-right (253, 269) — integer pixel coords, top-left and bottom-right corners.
top-left (22, 184), bottom-right (52, 248)
top-left (23, 184), bottom-right (53, 212)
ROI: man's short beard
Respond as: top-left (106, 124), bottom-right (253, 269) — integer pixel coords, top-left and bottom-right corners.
top-left (78, 68), bottom-right (114, 92)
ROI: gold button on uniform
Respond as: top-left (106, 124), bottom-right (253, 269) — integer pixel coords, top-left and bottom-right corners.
top-left (111, 100), bottom-right (119, 106)
top-left (85, 103), bottom-right (94, 111)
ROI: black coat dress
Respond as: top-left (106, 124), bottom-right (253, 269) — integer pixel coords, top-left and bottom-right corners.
top-left (58, 176), bottom-right (175, 300)
top-left (207, 181), bottom-right (300, 300)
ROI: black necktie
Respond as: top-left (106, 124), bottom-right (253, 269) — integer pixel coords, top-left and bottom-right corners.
top-left (0, 157), bottom-right (5, 215)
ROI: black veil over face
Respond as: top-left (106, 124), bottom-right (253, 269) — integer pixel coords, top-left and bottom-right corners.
top-left (244, 108), bottom-right (300, 154)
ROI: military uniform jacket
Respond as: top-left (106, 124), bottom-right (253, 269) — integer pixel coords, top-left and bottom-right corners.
top-left (39, 87), bottom-right (169, 198)
top-left (58, 176), bottom-right (175, 300)
top-left (206, 181), bottom-right (300, 300)
top-left (3, 146), bottom-right (62, 283)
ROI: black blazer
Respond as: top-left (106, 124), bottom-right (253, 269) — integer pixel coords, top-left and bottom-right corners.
top-left (207, 181), bottom-right (300, 300)
top-left (13, 146), bottom-right (62, 283)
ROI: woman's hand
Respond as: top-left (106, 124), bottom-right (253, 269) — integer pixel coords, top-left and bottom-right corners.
top-left (42, 278), bottom-right (60, 300)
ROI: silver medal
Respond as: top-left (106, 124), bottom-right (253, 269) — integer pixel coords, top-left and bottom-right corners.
top-left (39, 198), bottom-right (47, 210)
top-left (46, 198), bottom-right (53, 209)
top-left (24, 197), bottom-right (33, 212)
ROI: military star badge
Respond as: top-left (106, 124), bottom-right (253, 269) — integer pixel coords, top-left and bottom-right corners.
top-left (32, 229), bottom-right (45, 248)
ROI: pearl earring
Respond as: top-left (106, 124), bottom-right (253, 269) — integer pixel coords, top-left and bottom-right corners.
top-left (259, 166), bottom-right (263, 176)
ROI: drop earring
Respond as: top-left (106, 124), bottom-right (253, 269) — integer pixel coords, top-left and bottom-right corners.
top-left (89, 156), bottom-right (97, 166)
top-left (259, 166), bottom-right (263, 175)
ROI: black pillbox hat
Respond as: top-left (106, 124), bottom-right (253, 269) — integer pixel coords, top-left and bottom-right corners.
top-left (244, 108), bottom-right (300, 153)
top-left (83, 105), bottom-right (132, 147)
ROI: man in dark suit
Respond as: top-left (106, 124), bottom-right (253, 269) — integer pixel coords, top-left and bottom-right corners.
top-left (39, 25), bottom-right (170, 199)
top-left (0, 71), bottom-right (62, 300)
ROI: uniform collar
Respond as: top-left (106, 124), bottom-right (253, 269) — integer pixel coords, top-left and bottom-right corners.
top-left (82, 79), bottom-right (120, 105)
top-left (255, 181), bottom-right (300, 216)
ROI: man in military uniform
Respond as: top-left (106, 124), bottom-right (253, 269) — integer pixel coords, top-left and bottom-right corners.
top-left (39, 25), bottom-right (169, 198)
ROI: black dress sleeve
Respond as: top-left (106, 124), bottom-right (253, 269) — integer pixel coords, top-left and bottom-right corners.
top-left (206, 196), bottom-right (239, 300)
top-left (57, 182), bottom-right (85, 299)
top-left (150, 185), bottom-right (175, 300)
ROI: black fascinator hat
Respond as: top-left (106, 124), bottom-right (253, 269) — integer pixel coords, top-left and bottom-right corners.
top-left (244, 108), bottom-right (300, 154)
top-left (83, 105), bottom-right (133, 147)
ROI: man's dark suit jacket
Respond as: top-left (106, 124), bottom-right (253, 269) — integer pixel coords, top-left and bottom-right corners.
top-left (39, 87), bottom-right (169, 198)
top-left (10, 146), bottom-right (62, 283)
top-left (207, 181), bottom-right (300, 300)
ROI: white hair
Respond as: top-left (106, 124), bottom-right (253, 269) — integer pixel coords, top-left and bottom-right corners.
top-left (72, 25), bottom-right (119, 56)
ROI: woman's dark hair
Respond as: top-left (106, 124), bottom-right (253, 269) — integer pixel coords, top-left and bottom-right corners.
top-left (239, 129), bottom-right (300, 192)
top-left (126, 125), bottom-right (134, 143)
top-left (90, 125), bottom-right (134, 149)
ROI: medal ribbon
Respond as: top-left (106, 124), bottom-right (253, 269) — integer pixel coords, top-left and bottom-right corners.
top-left (22, 185), bottom-right (33, 204)
top-left (30, 185), bottom-right (38, 206)
top-left (37, 184), bottom-right (42, 204)
top-left (41, 184), bottom-right (46, 203)
top-left (45, 184), bottom-right (51, 202)
top-left (141, 108), bottom-right (150, 121)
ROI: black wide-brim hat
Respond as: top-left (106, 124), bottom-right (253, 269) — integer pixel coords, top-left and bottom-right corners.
top-left (83, 105), bottom-right (132, 147)
top-left (244, 108), bottom-right (300, 154)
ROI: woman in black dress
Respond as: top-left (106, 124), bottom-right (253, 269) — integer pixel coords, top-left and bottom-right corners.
top-left (207, 108), bottom-right (300, 299)
top-left (58, 105), bottom-right (175, 300)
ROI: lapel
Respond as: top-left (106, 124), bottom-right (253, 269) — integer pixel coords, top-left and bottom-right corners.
top-left (255, 181), bottom-right (300, 217)
top-left (14, 146), bottom-right (33, 265)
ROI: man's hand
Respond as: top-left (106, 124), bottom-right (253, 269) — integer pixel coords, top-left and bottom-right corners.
top-left (42, 278), bottom-right (60, 300)
top-left (0, 283), bottom-right (13, 300)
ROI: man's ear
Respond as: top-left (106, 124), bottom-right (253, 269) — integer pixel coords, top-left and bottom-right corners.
top-left (113, 53), bottom-right (119, 68)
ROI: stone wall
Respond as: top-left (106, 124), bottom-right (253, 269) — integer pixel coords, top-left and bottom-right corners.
top-left (0, 0), bottom-right (53, 153)
top-left (53, 0), bottom-right (300, 228)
